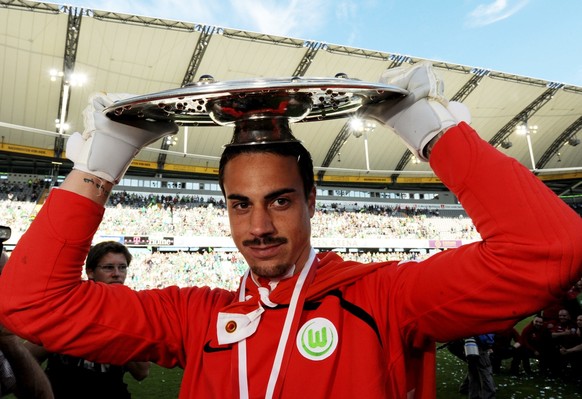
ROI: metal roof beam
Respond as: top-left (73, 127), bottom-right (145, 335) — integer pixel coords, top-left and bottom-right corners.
top-left (181, 25), bottom-right (217, 86)
top-left (156, 141), bottom-right (171, 172)
top-left (489, 87), bottom-right (560, 148)
top-left (292, 41), bottom-right (325, 77)
top-left (221, 29), bottom-right (304, 47)
top-left (316, 122), bottom-right (351, 183)
top-left (536, 116), bottom-right (582, 169)
top-left (488, 71), bottom-right (547, 87)
top-left (390, 67), bottom-right (490, 177)
top-left (451, 68), bottom-right (490, 102)
top-left (386, 54), bottom-right (413, 69)
top-left (432, 62), bottom-right (472, 74)
top-left (53, 5), bottom-right (83, 158)
top-left (0, 0), bottom-right (59, 13)
top-left (325, 44), bottom-right (390, 61)
top-left (563, 85), bottom-right (582, 95)
top-left (390, 150), bottom-right (414, 181)
top-left (91, 10), bottom-right (196, 31)
top-left (61, 6), bottom-right (83, 75)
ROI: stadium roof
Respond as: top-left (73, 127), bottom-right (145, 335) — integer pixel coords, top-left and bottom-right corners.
top-left (1, 0), bottom-right (582, 197)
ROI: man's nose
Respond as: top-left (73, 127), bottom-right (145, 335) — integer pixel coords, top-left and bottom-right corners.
top-left (249, 207), bottom-right (275, 237)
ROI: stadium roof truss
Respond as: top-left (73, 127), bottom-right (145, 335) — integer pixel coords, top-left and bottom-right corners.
top-left (1, 0), bottom-right (582, 197)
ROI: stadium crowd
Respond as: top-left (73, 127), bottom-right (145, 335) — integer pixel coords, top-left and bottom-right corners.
top-left (1, 189), bottom-right (482, 240)
top-left (103, 192), bottom-right (480, 241)
top-left (117, 249), bottom-right (424, 292)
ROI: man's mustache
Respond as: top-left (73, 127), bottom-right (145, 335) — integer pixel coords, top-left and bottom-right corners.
top-left (242, 236), bottom-right (288, 247)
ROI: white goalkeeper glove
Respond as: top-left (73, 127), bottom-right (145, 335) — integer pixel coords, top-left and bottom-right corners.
top-left (359, 61), bottom-right (470, 161)
top-left (66, 93), bottom-right (178, 184)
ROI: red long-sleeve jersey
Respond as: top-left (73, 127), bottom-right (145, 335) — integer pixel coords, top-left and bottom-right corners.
top-left (1, 123), bottom-right (581, 398)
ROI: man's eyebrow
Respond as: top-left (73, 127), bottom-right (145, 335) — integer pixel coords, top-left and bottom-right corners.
top-left (227, 188), bottom-right (296, 202)
top-left (264, 188), bottom-right (296, 202)
top-left (227, 194), bottom-right (248, 202)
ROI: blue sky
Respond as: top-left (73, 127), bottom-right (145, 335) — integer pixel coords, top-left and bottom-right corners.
top-left (59, 0), bottom-right (582, 86)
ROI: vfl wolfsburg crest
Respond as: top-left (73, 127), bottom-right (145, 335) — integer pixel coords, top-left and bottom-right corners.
top-left (296, 317), bottom-right (338, 361)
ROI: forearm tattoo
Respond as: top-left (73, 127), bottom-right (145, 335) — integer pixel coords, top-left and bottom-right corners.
top-left (83, 177), bottom-right (111, 197)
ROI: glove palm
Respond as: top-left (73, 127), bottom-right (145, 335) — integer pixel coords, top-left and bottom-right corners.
top-left (67, 93), bottom-right (178, 184)
top-left (359, 62), bottom-right (470, 161)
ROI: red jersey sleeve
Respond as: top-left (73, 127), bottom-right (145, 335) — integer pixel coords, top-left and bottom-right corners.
top-left (393, 123), bottom-right (582, 345)
top-left (0, 189), bottom-right (232, 368)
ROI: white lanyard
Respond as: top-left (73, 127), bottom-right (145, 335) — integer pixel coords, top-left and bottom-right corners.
top-left (237, 249), bottom-right (316, 399)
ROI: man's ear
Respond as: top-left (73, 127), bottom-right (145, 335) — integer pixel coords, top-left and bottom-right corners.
top-left (308, 186), bottom-right (316, 218)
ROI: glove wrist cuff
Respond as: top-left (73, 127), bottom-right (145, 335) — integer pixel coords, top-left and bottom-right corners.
top-left (72, 165), bottom-right (119, 185)
top-left (393, 100), bottom-right (457, 161)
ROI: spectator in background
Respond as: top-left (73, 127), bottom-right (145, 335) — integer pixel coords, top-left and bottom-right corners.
top-left (490, 326), bottom-right (520, 375)
top-left (564, 277), bottom-right (582, 319)
top-left (25, 242), bottom-right (149, 399)
top-left (0, 250), bottom-right (54, 398)
top-left (513, 315), bottom-right (556, 375)
top-left (459, 335), bottom-right (496, 399)
top-left (541, 301), bottom-right (562, 329)
top-left (559, 314), bottom-right (582, 381)
top-left (550, 309), bottom-right (577, 351)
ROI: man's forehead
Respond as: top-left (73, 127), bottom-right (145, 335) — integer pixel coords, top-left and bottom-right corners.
top-left (225, 150), bottom-right (296, 162)
top-left (223, 152), bottom-right (299, 175)
top-left (222, 153), bottom-right (302, 194)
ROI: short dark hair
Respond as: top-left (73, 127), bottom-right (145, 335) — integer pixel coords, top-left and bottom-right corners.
top-left (218, 140), bottom-right (315, 201)
top-left (86, 241), bottom-right (132, 271)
